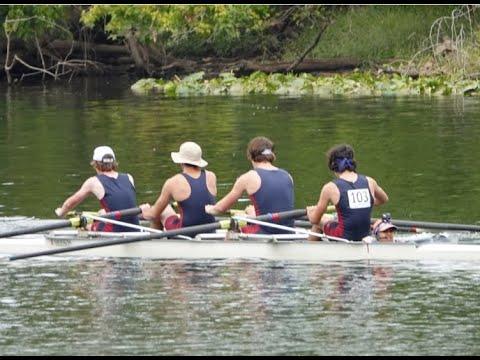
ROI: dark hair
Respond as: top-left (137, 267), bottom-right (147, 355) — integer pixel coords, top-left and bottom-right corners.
top-left (247, 136), bottom-right (276, 163)
top-left (90, 158), bottom-right (118, 172)
top-left (326, 144), bottom-right (357, 172)
top-left (182, 163), bottom-right (199, 169)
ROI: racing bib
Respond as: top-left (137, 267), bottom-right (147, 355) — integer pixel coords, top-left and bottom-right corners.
top-left (347, 188), bottom-right (371, 209)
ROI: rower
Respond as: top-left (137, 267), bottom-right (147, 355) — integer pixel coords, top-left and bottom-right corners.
top-left (205, 136), bottom-right (295, 234)
top-left (371, 213), bottom-right (398, 243)
top-left (54, 146), bottom-right (140, 232)
top-left (140, 141), bottom-right (217, 236)
top-left (307, 143), bottom-right (389, 242)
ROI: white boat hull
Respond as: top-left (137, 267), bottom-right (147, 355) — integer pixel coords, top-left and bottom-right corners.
top-left (1, 230), bottom-right (480, 262)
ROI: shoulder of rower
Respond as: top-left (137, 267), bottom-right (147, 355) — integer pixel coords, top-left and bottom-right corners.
top-left (163, 175), bottom-right (184, 192)
top-left (83, 175), bottom-right (101, 189)
top-left (243, 170), bottom-right (261, 183)
top-left (322, 181), bottom-right (339, 195)
top-left (167, 173), bottom-right (186, 185)
top-left (80, 176), bottom-right (104, 199)
top-left (126, 173), bottom-right (135, 186)
top-left (366, 175), bottom-right (378, 187)
top-left (325, 181), bottom-right (337, 190)
top-left (205, 169), bottom-right (216, 180)
top-left (233, 170), bottom-right (255, 189)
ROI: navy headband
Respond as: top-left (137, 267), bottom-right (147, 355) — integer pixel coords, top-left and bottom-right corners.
top-left (335, 157), bottom-right (354, 172)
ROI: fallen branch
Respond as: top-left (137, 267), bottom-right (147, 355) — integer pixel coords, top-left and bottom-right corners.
top-left (12, 54), bottom-right (58, 79)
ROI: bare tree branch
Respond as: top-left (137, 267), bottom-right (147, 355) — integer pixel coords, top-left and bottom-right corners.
top-left (34, 34), bottom-right (47, 80)
top-left (13, 54), bottom-right (58, 79)
top-left (287, 17), bottom-right (333, 72)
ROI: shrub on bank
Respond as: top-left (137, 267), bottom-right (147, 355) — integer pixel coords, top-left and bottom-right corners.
top-left (131, 71), bottom-right (480, 97)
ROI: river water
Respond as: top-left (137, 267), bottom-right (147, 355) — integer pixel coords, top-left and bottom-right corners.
top-left (0, 76), bottom-right (479, 355)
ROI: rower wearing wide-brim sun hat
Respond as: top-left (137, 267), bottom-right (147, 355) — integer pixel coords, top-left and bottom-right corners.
top-left (140, 140), bottom-right (217, 236)
top-left (171, 141), bottom-right (208, 168)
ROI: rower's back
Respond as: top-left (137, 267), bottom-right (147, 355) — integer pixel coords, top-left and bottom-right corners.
top-left (249, 167), bottom-right (294, 234)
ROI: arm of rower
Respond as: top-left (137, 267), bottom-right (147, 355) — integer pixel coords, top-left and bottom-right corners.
top-left (127, 173), bottom-right (135, 187)
top-left (55, 177), bottom-right (96, 217)
top-left (307, 183), bottom-right (334, 225)
top-left (206, 170), bottom-right (217, 196)
top-left (369, 177), bottom-right (389, 206)
top-left (142, 180), bottom-right (172, 220)
top-left (206, 174), bottom-right (247, 215)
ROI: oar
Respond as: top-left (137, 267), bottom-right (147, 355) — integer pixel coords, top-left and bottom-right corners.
top-left (232, 215), bottom-right (351, 243)
top-left (173, 201), bottom-right (246, 217)
top-left (294, 220), bottom-right (314, 228)
top-left (9, 209), bottom-right (307, 261)
top-left (372, 218), bottom-right (480, 232)
top-left (298, 205), bottom-right (337, 221)
top-left (0, 207), bottom-right (142, 238)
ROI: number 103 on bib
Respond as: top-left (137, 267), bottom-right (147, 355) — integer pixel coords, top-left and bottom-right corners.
top-left (347, 189), bottom-right (371, 209)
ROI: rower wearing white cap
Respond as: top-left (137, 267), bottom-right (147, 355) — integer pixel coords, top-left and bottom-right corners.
top-left (55, 145), bottom-right (140, 232)
top-left (140, 141), bottom-right (217, 235)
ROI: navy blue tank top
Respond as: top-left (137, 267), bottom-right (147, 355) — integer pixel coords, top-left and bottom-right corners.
top-left (178, 170), bottom-right (216, 229)
top-left (333, 174), bottom-right (374, 241)
top-left (250, 168), bottom-right (294, 234)
top-left (95, 173), bottom-right (140, 232)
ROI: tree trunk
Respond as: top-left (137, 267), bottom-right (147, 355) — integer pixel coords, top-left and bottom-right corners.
top-left (125, 31), bottom-right (151, 75)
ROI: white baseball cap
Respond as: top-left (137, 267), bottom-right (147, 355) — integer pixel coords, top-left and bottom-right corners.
top-left (171, 141), bottom-right (208, 168)
top-left (92, 146), bottom-right (115, 163)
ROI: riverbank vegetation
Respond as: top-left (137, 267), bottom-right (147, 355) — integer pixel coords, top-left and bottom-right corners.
top-left (130, 71), bottom-right (480, 97)
top-left (2, 5), bottom-right (480, 96)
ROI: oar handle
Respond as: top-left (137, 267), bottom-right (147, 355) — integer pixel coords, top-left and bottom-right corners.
top-left (255, 209), bottom-right (307, 222)
top-left (100, 207), bottom-right (142, 220)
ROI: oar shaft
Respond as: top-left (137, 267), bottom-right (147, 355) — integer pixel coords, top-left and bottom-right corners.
top-left (0, 207), bottom-right (142, 239)
top-left (373, 218), bottom-right (480, 232)
top-left (294, 220), bottom-right (312, 228)
top-left (0, 219), bottom-right (74, 238)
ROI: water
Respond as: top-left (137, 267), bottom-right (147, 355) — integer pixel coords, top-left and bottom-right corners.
top-left (1, 78), bottom-right (480, 223)
top-left (0, 76), bottom-right (480, 355)
top-left (1, 259), bottom-right (479, 355)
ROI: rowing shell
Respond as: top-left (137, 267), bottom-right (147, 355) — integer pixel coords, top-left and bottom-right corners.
top-left (1, 229), bottom-right (480, 262)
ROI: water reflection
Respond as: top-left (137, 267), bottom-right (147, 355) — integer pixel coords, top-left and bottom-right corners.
top-left (1, 259), bottom-right (480, 355)
top-left (319, 264), bottom-right (395, 313)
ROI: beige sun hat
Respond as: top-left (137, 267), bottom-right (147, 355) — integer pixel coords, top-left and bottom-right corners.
top-left (171, 141), bottom-right (208, 168)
